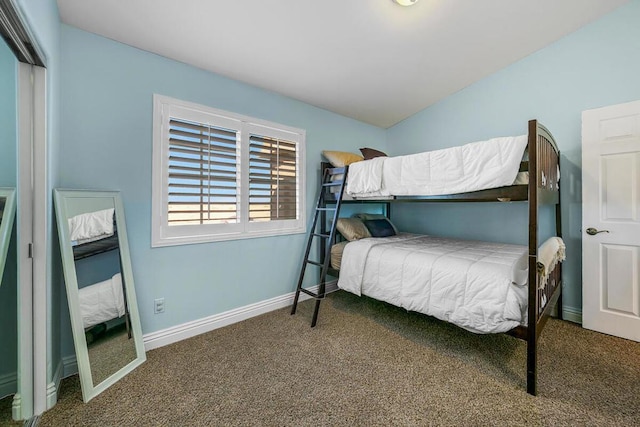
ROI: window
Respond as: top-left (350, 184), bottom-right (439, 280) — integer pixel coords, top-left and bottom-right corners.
top-left (152, 95), bottom-right (306, 246)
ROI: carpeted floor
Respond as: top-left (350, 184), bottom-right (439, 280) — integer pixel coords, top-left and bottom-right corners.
top-left (0, 394), bottom-right (21, 427)
top-left (39, 291), bottom-right (639, 426)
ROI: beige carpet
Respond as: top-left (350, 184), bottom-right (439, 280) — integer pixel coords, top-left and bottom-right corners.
top-left (39, 291), bottom-right (639, 426)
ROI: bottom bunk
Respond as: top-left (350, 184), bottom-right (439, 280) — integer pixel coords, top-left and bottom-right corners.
top-left (335, 233), bottom-right (531, 334)
top-left (329, 229), bottom-right (564, 334)
top-left (324, 219), bottom-right (564, 395)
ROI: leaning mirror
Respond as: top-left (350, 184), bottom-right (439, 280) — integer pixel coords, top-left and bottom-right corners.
top-left (0, 188), bottom-right (16, 287)
top-left (54, 189), bottom-right (145, 402)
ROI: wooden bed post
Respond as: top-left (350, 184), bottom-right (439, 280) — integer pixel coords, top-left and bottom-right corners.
top-left (527, 119), bottom-right (539, 396)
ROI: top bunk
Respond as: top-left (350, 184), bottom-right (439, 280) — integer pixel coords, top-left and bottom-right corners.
top-left (323, 119), bottom-right (560, 205)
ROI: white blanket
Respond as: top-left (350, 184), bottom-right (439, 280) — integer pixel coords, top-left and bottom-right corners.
top-left (337, 234), bottom-right (529, 334)
top-left (78, 273), bottom-right (126, 328)
top-left (347, 135), bottom-right (528, 197)
top-left (68, 208), bottom-right (115, 244)
top-left (536, 237), bottom-right (566, 289)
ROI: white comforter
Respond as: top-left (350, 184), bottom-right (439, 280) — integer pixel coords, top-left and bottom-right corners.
top-left (347, 135), bottom-right (528, 197)
top-left (337, 234), bottom-right (529, 334)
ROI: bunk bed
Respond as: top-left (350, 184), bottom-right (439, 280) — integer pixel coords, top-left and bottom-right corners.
top-left (291, 120), bottom-right (563, 396)
top-left (69, 209), bottom-right (131, 340)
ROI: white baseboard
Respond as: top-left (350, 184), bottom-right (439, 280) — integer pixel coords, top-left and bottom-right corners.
top-left (45, 360), bottom-right (64, 410)
top-left (12, 393), bottom-right (21, 420)
top-left (143, 282), bottom-right (338, 351)
top-left (0, 372), bottom-right (17, 400)
top-left (61, 355), bottom-right (78, 379)
top-left (562, 306), bottom-right (582, 324)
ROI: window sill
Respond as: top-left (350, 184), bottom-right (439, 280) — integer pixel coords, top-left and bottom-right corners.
top-left (151, 227), bottom-right (307, 248)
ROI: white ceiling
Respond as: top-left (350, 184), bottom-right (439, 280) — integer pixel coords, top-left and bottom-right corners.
top-left (57, 0), bottom-right (627, 128)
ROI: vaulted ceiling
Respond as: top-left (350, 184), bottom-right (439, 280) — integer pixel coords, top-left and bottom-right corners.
top-left (57, 0), bottom-right (628, 128)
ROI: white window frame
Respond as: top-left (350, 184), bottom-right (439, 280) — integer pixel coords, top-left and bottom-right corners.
top-left (152, 95), bottom-right (306, 247)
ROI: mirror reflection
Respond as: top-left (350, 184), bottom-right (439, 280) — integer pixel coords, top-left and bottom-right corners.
top-left (0, 191), bottom-right (17, 423)
top-left (70, 205), bottom-right (136, 386)
top-left (0, 21), bottom-right (18, 422)
top-left (0, 191), bottom-right (16, 287)
top-left (55, 190), bottom-right (145, 402)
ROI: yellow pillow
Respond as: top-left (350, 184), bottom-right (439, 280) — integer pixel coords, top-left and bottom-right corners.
top-left (336, 218), bottom-right (371, 241)
top-left (322, 150), bottom-right (363, 167)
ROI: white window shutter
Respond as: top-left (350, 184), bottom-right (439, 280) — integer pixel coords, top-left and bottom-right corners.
top-left (167, 119), bottom-right (239, 225)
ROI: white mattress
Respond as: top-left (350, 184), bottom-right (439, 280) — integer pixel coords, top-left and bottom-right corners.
top-left (337, 234), bottom-right (529, 334)
top-left (347, 135), bottom-right (528, 197)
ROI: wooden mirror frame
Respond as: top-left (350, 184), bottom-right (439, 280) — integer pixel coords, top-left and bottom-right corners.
top-left (54, 189), bottom-right (146, 402)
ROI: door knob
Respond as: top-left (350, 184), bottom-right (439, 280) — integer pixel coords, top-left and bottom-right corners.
top-left (586, 227), bottom-right (610, 236)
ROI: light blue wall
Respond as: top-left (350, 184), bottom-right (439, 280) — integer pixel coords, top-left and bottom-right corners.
top-left (0, 35), bottom-right (18, 396)
top-left (58, 25), bottom-right (386, 356)
top-left (386, 0), bottom-right (640, 313)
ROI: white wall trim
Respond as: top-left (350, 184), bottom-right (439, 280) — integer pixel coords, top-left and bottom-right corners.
top-left (12, 393), bottom-right (21, 421)
top-left (563, 306), bottom-right (582, 324)
top-left (61, 355), bottom-right (78, 379)
top-left (0, 372), bottom-right (17, 400)
top-left (144, 282), bottom-right (338, 351)
top-left (45, 383), bottom-right (56, 411)
top-left (45, 360), bottom-right (63, 410)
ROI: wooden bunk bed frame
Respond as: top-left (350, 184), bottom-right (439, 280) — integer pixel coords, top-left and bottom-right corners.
top-left (295, 119), bottom-right (562, 396)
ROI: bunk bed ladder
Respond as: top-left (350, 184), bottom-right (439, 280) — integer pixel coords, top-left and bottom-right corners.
top-left (291, 165), bottom-right (348, 327)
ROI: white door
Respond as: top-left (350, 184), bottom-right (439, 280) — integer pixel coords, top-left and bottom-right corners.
top-left (582, 100), bottom-right (640, 342)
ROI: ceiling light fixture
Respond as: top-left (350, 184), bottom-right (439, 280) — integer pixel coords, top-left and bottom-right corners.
top-left (393, 0), bottom-right (419, 6)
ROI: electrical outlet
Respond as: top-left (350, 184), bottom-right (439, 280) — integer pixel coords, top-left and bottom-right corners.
top-left (154, 298), bottom-right (165, 314)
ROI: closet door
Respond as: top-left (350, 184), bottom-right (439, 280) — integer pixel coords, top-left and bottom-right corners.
top-left (0, 30), bottom-right (20, 424)
top-left (0, 1), bottom-right (47, 420)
